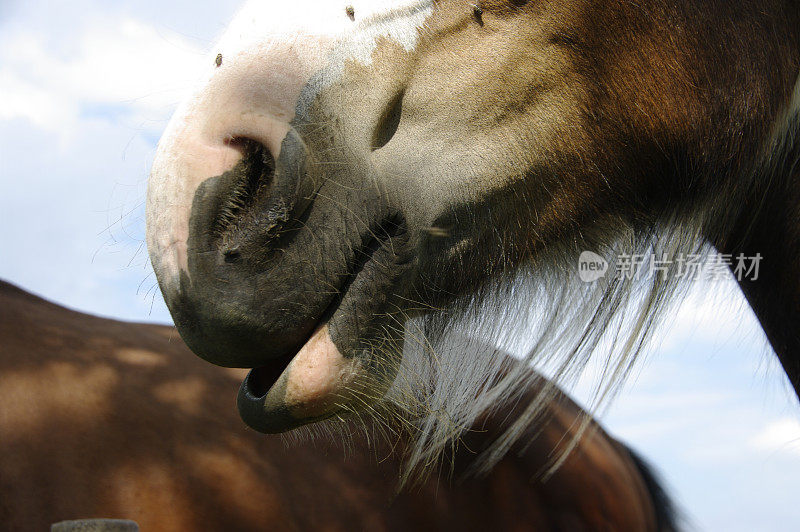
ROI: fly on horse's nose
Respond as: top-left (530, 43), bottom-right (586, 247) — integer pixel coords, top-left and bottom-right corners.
top-left (215, 53), bottom-right (222, 67)
top-left (472, 3), bottom-right (484, 24)
top-left (346, 5), bottom-right (355, 20)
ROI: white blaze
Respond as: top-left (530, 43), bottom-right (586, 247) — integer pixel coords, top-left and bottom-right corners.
top-left (147, 0), bottom-right (434, 293)
top-left (218, 0), bottom-right (433, 61)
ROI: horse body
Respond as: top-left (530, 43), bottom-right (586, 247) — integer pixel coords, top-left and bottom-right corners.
top-left (146, 0), bottom-right (800, 490)
top-left (0, 281), bottom-right (672, 530)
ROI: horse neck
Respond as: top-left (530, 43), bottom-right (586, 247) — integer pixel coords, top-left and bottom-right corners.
top-left (712, 114), bottom-right (800, 398)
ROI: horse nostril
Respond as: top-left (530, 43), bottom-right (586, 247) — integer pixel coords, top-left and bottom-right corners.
top-left (195, 129), bottom-right (314, 266)
top-left (372, 91), bottom-right (404, 151)
top-left (213, 138), bottom-right (276, 237)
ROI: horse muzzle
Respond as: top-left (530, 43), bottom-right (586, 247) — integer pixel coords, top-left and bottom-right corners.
top-left (146, 1), bottom-right (435, 432)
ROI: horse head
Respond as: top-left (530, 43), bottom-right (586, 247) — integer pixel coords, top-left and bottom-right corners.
top-left (146, 0), bottom-right (800, 456)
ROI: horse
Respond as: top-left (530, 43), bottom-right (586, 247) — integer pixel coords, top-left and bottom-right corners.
top-left (145, 0), bottom-right (800, 483)
top-left (0, 280), bottom-right (676, 530)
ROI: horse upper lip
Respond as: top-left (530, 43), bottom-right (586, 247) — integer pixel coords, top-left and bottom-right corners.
top-left (233, 231), bottom-right (384, 401)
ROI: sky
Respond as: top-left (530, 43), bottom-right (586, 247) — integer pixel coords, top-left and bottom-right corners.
top-left (1, 1), bottom-right (798, 529)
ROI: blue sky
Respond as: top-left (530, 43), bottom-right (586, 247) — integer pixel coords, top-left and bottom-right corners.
top-left (1, 2), bottom-right (798, 529)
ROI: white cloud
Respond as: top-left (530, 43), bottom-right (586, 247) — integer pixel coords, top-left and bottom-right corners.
top-left (0, 67), bottom-right (71, 129)
top-left (751, 418), bottom-right (800, 456)
top-left (0, 15), bottom-right (208, 135)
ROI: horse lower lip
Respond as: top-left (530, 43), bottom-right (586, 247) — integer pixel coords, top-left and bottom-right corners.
top-left (237, 324), bottom-right (355, 434)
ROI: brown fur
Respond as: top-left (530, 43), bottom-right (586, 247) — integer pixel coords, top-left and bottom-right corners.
top-left (0, 280), bottom-right (665, 531)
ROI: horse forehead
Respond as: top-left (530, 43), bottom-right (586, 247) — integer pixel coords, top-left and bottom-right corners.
top-left (217, 0), bottom-right (435, 60)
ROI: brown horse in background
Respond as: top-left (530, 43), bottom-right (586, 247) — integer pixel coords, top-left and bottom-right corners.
top-left (0, 280), bottom-right (676, 530)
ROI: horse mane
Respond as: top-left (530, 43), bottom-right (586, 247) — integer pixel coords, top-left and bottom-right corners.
top-left (283, 218), bottom-right (705, 484)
